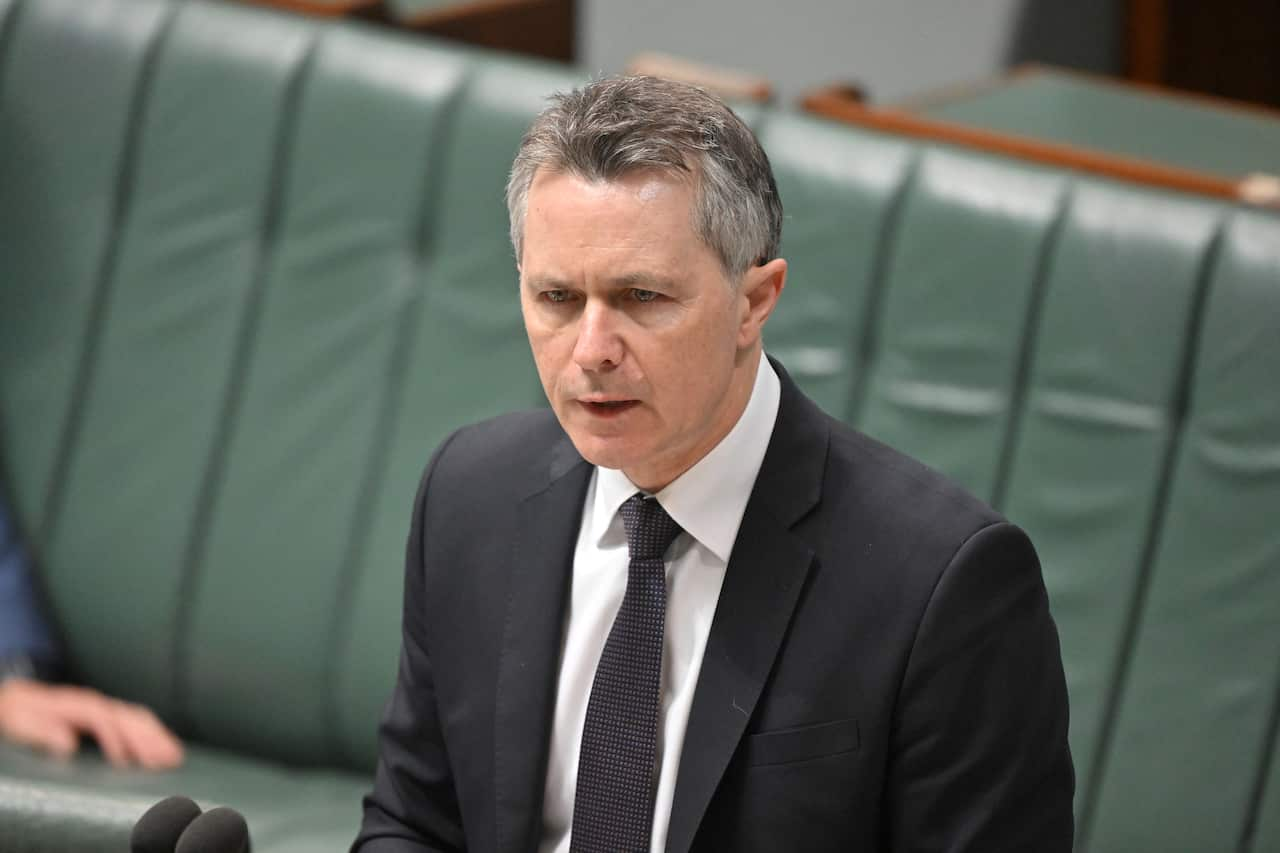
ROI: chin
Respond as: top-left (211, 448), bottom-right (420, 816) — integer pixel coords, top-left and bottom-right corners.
top-left (565, 431), bottom-right (647, 473)
top-left (570, 440), bottom-right (633, 471)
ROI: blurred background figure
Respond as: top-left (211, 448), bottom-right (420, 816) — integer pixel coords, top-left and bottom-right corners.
top-left (0, 490), bottom-right (184, 770)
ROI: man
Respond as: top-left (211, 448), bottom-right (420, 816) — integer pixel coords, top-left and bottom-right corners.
top-left (0, 491), bottom-right (184, 769)
top-left (355, 76), bottom-right (1072, 852)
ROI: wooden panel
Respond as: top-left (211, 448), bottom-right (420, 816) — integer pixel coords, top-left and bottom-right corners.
top-left (404, 0), bottom-right (574, 63)
top-left (1128, 0), bottom-right (1280, 109)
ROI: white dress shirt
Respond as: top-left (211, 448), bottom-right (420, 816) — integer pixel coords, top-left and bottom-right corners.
top-left (538, 355), bottom-right (782, 853)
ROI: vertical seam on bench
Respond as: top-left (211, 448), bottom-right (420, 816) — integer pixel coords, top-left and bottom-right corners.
top-left (0, 0), bottom-right (28, 531)
top-left (321, 60), bottom-right (478, 770)
top-left (168, 28), bottom-right (321, 737)
top-left (1075, 209), bottom-right (1228, 852)
top-left (989, 182), bottom-right (1072, 512)
top-left (845, 147), bottom-right (922, 428)
top-left (0, 0), bottom-right (24, 87)
top-left (1240, 672), bottom-right (1280, 851)
top-left (37, 1), bottom-right (178, 564)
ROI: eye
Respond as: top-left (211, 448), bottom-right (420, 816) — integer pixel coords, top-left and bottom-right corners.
top-left (631, 288), bottom-right (659, 303)
top-left (543, 289), bottom-right (571, 304)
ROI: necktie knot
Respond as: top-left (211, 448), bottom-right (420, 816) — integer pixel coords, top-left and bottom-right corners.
top-left (619, 493), bottom-right (682, 561)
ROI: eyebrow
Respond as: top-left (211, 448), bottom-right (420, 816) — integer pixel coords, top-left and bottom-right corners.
top-left (612, 271), bottom-right (677, 290)
top-left (522, 271), bottom-right (678, 291)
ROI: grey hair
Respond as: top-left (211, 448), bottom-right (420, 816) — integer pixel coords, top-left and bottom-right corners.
top-left (506, 75), bottom-right (783, 281)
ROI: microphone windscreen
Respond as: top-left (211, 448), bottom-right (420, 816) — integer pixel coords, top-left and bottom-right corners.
top-left (175, 806), bottom-right (250, 853)
top-left (131, 795), bottom-right (202, 853)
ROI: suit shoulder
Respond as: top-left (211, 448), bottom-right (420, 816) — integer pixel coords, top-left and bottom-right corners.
top-left (822, 415), bottom-right (1005, 550)
top-left (427, 408), bottom-right (565, 491)
top-left (808, 417), bottom-right (1043, 661)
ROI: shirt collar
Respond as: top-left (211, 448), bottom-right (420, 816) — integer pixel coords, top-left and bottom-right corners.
top-left (589, 355), bottom-right (782, 563)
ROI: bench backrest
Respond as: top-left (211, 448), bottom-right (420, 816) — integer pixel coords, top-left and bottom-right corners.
top-left (1, 1), bottom-right (1277, 849)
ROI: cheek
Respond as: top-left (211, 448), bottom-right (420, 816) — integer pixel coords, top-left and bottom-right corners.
top-left (655, 320), bottom-right (736, 420)
top-left (525, 333), bottom-right (564, 401)
top-left (525, 320), bottom-right (566, 369)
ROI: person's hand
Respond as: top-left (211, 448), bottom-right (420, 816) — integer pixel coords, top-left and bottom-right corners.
top-left (0, 677), bottom-right (184, 769)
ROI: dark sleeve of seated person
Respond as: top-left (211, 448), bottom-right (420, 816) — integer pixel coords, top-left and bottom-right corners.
top-left (0, 493), bottom-right (184, 770)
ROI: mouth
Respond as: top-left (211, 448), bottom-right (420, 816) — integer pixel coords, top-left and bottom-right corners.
top-left (578, 399), bottom-right (640, 418)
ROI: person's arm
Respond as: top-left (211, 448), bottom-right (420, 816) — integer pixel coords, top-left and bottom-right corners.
top-left (0, 494), bottom-right (183, 769)
top-left (888, 521), bottom-right (1075, 852)
top-left (353, 440), bottom-right (466, 853)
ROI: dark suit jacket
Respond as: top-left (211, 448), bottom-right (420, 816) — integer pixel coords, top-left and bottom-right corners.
top-left (354, 363), bottom-right (1074, 852)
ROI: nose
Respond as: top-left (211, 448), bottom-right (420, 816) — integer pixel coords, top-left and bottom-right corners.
top-left (572, 300), bottom-right (624, 373)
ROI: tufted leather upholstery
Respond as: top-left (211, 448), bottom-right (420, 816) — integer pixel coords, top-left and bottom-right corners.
top-left (1, 1), bottom-right (1277, 850)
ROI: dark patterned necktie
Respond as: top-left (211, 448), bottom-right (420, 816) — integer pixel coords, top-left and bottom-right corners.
top-left (570, 493), bottom-right (683, 853)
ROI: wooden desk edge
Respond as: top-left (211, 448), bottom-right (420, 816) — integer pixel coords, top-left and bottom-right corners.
top-left (801, 89), bottom-right (1280, 209)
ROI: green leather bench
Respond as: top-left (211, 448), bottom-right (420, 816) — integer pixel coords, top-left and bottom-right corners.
top-left (1, 1), bottom-right (1277, 851)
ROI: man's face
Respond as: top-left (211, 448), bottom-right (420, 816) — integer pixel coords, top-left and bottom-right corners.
top-left (519, 169), bottom-right (776, 491)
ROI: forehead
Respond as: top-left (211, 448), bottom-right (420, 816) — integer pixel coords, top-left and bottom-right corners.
top-left (522, 169), bottom-right (701, 256)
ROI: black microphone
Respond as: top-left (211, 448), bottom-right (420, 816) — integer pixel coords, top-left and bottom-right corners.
top-left (175, 806), bottom-right (251, 853)
top-left (131, 795), bottom-right (202, 853)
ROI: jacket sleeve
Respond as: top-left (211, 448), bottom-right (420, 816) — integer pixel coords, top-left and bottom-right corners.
top-left (352, 433), bottom-right (467, 853)
top-left (887, 521), bottom-right (1075, 852)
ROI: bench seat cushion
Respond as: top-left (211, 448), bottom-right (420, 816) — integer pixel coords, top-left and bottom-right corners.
top-left (0, 743), bottom-right (368, 853)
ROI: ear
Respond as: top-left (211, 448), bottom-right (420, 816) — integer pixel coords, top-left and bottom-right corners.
top-left (737, 257), bottom-right (787, 349)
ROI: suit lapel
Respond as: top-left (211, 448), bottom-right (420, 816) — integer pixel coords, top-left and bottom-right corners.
top-left (665, 362), bottom-right (829, 853)
top-left (494, 435), bottom-right (591, 853)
